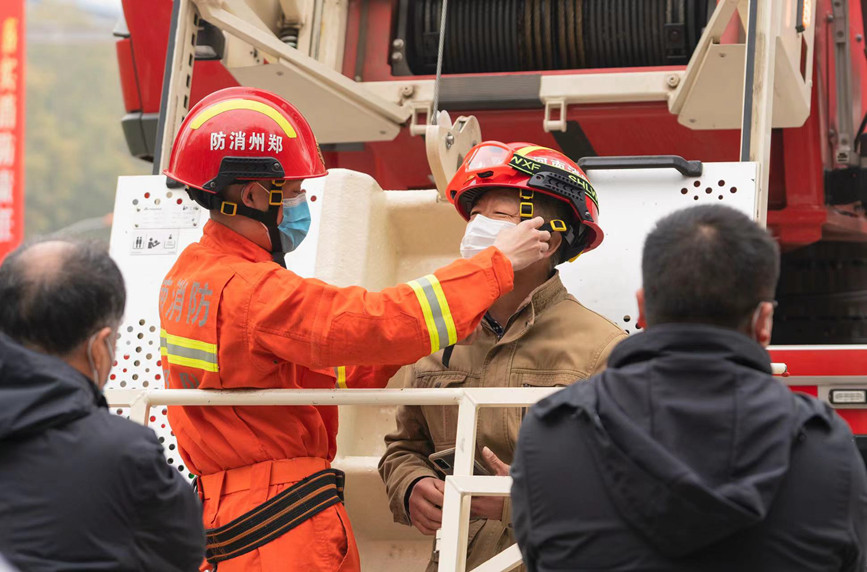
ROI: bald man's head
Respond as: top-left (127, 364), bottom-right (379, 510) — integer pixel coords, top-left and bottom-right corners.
top-left (0, 240), bottom-right (126, 355)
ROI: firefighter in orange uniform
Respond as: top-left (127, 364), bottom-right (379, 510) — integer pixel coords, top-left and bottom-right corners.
top-left (159, 87), bottom-right (552, 571)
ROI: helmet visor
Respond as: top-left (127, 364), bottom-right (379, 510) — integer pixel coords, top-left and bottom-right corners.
top-left (465, 143), bottom-right (513, 172)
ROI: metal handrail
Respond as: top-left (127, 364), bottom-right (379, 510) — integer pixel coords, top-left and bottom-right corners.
top-left (104, 387), bottom-right (555, 423)
top-left (105, 387), bottom-right (558, 572)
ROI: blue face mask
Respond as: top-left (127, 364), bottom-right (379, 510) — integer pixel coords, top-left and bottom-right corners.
top-left (278, 192), bottom-right (311, 253)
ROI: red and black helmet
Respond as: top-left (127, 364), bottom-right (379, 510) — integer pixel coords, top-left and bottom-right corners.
top-left (164, 86), bottom-right (326, 199)
top-left (448, 142), bottom-right (603, 260)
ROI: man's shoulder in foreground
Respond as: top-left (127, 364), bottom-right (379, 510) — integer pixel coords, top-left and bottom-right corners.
top-left (0, 339), bottom-right (204, 572)
top-left (513, 326), bottom-right (867, 572)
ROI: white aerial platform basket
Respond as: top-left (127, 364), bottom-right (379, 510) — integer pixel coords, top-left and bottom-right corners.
top-left (106, 162), bottom-right (758, 571)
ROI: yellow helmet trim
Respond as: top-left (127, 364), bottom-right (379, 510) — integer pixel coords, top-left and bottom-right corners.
top-left (189, 99), bottom-right (298, 139)
top-left (515, 145), bottom-right (556, 156)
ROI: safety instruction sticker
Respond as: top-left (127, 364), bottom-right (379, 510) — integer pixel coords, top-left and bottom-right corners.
top-left (129, 228), bottom-right (179, 256)
top-left (133, 200), bottom-right (201, 230)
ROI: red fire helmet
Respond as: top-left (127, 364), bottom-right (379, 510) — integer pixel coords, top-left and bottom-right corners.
top-left (164, 87), bottom-right (326, 195)
top-left (448, 141), bottom-right (603, 258)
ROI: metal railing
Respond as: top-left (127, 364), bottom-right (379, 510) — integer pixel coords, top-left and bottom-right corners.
top-left (105, 387), bottom-right (561, 572)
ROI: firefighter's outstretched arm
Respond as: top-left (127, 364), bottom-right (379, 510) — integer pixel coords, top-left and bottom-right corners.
top-left (250, 217), bottom-right (550, 368)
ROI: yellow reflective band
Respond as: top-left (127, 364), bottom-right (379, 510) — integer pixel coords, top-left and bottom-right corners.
top-left (188, 99), bottom-right (298, 139)
top-left (408, 279), bottom-right (440, 353)
top-left (334, 366), bottom-right (347, 389)
top-left (164, 354), bottom-right (220, 373)
top-left (160, 330), bottom-right (219, 373)
top-left (160, 329), bottom-right (217, 353)
top-left (407, 274), bottom-right (457, 353)
top-left (426, 275), bottom-right (457, 346)
top-left (515, 145), bottom-right (554, 157)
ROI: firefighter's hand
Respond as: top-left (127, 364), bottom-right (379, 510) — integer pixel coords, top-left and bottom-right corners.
top-left (408, 477), bottom-right (444, 535)
top-left (470, 447), bottom-right (510, 520)
top-left (493, 217), bottom-right (551, 272)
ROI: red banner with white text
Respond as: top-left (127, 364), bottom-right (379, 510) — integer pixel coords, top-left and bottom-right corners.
top-left (0, 0), bottom-right (24, 262)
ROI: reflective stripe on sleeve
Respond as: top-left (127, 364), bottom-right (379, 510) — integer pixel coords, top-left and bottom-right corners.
top-left (334, 366), bottom-right (347, 389)
top-left (160, 329), bottom-right (219, 373)
top-left (407, 274), bottom-right (458, 353)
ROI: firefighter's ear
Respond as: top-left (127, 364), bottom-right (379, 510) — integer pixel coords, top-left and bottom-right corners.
top-left (240, 183), bottom-right (272, 211)
top-left (239, 183), bottom-right (259, 208)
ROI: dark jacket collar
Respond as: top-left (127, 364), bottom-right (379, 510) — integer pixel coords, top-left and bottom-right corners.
top-left (607, 322), bottom-right (772, 375)
top-left (531, 322), bottom-right (831, 558)
top-left (0, 333), bottom-right (105, 439)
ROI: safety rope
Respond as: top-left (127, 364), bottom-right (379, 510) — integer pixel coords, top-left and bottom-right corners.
top-left (430, 0), bottom-right (449, 125)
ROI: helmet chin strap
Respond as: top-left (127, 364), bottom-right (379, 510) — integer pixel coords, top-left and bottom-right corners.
top-left (250, 206), bottom-right (285, 267)
top-left (263, 205), bottom-right (286, 268)
top-left (215, 183), bottom-right (287, 268)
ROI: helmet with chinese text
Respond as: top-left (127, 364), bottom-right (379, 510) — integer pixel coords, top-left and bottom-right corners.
top-left (164, 87), bottom-right (325, 267)
top-left (447, 141), bottom-right (603, 260)
top-left (164, 86), bottom-right (326, 199)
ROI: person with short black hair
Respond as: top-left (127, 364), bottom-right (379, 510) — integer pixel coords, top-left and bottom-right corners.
top-left (640, 204), bottom-right (780, 331)
top-left (511, 205), bottom-right (867, 571)
top-left (0, 240), bottom-right (205, 572)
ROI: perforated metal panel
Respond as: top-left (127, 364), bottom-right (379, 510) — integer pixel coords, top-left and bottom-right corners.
top-left (559, 162), bottom-right (759, 334)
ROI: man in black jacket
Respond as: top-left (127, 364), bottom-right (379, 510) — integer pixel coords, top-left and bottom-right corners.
top-left (0, 240), bottom-right (204, 571)
top-left (511, 205), bottom-right (867, 571)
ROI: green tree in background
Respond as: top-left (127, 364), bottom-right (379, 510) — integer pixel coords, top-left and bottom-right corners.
top-left (25, 0), bottom-right (149, 238)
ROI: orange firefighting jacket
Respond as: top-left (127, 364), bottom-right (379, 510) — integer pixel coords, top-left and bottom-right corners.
top-left (159, 220), bottom-right (514, 477)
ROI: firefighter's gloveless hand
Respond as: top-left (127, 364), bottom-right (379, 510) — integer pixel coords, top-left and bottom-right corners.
top-left (492, 216), bottom-right (551, 272)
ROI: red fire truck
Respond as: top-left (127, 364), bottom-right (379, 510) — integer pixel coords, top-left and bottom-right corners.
top-left (113, 0), bottom-right (867, 449)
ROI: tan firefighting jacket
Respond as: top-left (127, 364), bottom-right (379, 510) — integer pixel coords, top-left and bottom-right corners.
top-left (378, 273), bottom-right (627, 571)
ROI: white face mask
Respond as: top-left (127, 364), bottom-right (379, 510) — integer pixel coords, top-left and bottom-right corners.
top-left (460, 214), bottom-right (517, 259)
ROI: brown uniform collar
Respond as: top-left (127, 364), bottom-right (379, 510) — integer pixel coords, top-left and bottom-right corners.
top-left (487, 272), bottom-right (569, 342)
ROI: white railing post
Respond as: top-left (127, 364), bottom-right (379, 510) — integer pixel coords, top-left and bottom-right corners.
top-left (439, 471), bottom-right (473, 572)
top-left (453, 392), bottom-right (481, 476)
top-left (128, 390), bottom-right (152, 426)
top-left (438, 392), bottom-right (480, 572)
top-left (469, 543), bottom-right (523, 572)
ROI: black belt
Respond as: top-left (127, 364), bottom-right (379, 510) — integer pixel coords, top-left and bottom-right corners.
top-left (205, 468), bottom-right (345, 564)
